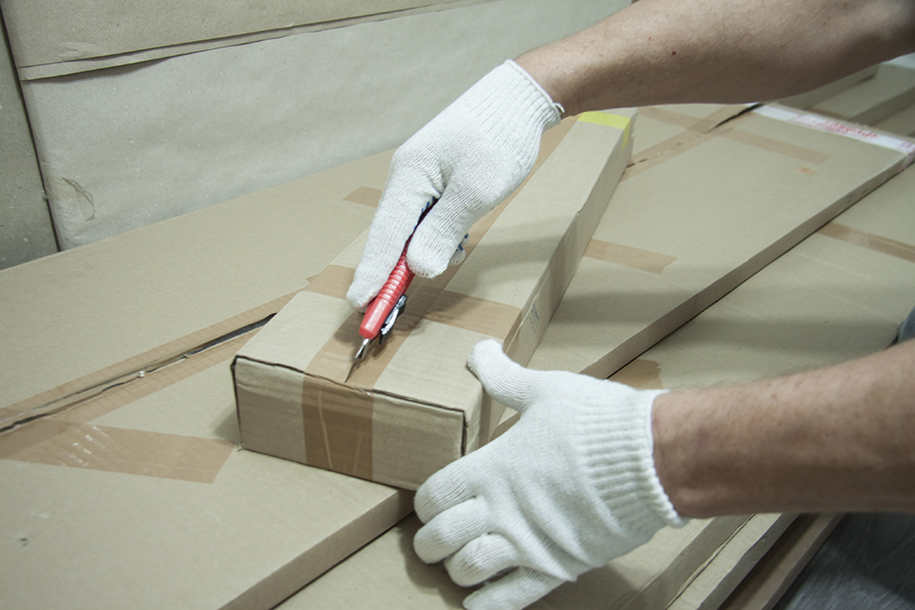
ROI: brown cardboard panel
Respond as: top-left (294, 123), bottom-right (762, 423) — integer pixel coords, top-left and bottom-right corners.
top-left (0, 152), bottom-right (383, 415)
top-left (0, 354), bottom-right (415, 610)
top-left (5, 105), bottom-right (914, 610)
top-left (234, 111), bottom-right (635, 489)
top-left (530, 104), bottom-right (912, 379)
top-left (278, 125), bottom-right (915, 610)
top-left (280, 513), bottom-right (749, 610)
top-left (811, 64), bottom-right (915, 126)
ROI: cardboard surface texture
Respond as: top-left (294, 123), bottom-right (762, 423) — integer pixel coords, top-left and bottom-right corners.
top-left (0, 11), bottom-right (57, 269)
top-left (2, 0), bottom-right (486, 79)
top-left (0, 153), bottom-right (397, 610)
top-left (809, 64), bottom-right (915, 126)
top-left (281, 126), bottom-right (915, 610)
top-left (529, 103), bottom-right (914, 379)
top-left (233, 111), bottom-right (635, 489)
top-left (18, 0), bottom-right (626, 250)
top-left (4, 102), bottom-right (915, 610)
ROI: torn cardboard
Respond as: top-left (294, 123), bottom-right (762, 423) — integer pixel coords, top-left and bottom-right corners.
top-left (233, 111), bottom-right (635, 490)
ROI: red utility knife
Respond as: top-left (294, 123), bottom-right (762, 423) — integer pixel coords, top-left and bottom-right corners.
top-left (352, 201), bottom-right (435, 363)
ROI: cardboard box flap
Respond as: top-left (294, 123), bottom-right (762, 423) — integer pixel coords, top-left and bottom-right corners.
top-left (2, 0), bottom-right (488, 80)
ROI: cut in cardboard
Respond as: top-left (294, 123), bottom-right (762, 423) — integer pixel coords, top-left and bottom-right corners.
top-left (280, 138), bottom-right (915, 610)
top-left (233, 111), bottom-right (635, 490)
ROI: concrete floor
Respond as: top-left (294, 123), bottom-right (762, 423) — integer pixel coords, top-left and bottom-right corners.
top-left (775, 513), bottom-right (915, 610)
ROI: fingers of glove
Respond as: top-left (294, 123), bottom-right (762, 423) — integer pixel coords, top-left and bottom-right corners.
top-left (463, 567), bottom-right (564, 610)
top-left (406, 189), bottom-right (483, 279)
top-left (444, 533), bottom-right (519, 587)
top-left (467, 339), bottom-right (536, 412)
top-left (414, 453), bottom-right (479, 523)
top-left (414, 497), bottom-right (488, 564)
top-left (345, 190), bottom-right (437, 308)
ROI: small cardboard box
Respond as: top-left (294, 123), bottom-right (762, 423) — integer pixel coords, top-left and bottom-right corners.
top-left (233, 110), bottom-right (635, 489)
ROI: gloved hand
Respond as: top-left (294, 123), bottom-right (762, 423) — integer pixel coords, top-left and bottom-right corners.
top-left (346, 60), bottom-right (562, 309)
top-left (414, 340), bottom-right (687, 610)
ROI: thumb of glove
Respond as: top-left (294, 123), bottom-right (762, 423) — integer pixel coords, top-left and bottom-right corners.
top-left (468, 339), bottom-right (536, 413)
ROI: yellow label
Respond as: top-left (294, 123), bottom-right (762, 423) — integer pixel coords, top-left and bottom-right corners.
top-left (578, 111), bottom-right (631, 148)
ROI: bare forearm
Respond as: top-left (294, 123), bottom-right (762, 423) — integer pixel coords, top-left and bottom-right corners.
top-left (653, 340), bottom-right (915, 518)
top-left (517, 0), bottom-right (915, 116)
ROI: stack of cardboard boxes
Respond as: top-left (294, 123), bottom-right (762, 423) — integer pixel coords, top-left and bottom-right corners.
top-left (3, 20), bottom-right (915, 608)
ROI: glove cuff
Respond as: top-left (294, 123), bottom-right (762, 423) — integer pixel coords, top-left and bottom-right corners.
top-left (459, 60), bottom-right (562, 169)
top-left (579, 388), bottom-right (688, 535)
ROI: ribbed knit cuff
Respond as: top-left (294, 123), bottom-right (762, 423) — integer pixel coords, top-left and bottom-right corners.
top-left (578, 389), bottom-right (688, 535)
top-left (460, 60), bottom-right (562, 170)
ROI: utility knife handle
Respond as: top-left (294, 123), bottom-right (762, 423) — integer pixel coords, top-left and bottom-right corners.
top-left (358, 199), bottom-right (436, 341)
top-left (359, 252), bottom-right (414, 340)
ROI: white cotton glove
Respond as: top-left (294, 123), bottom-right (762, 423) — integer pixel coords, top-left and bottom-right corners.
top-left (346, 60), bottom-right (562, 309)
top-left (414, 340), bottom-right (687, 610)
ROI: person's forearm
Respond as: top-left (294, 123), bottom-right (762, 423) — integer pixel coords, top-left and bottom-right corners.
top-left (652, 339), bottom-right (915, 518)
top-left (517, 0), bottom-right (915, 116)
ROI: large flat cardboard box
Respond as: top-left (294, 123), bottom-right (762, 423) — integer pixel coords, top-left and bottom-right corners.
top-left (4, 103), bottom-right (913, 610)
top-left (281, 145), bottom-right (915, 610)
top-left (529, 103), bottom-right (914, 379)
top-left (233, 111), bottom-right (635, 490)
top-left (0, 154), bottom-right (404, 610)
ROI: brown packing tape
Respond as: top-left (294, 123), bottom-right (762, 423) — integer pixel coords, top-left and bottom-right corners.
top-left (609, 358), bottom-right (664, 389)
top-left (584, 239), bottom-right (677, 274)
top-left (818, 222), bottom-right (915, 263)
top-left (344, 186), bottom-right (383, 207)
top-left (715, 124), bottom-right (832, 165)
top-left (301, 375), bottom-right (374, 480)
top-left (626, 105), bottom-right (832, 181)
top-left (0, 328), bottom-right (249, 483)
top-left (304, 265), bottom-right (355, 299)
top-left (0, 419), bottom-right (234, 484)
top-left (639, 104), bottom-right (748, 134)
